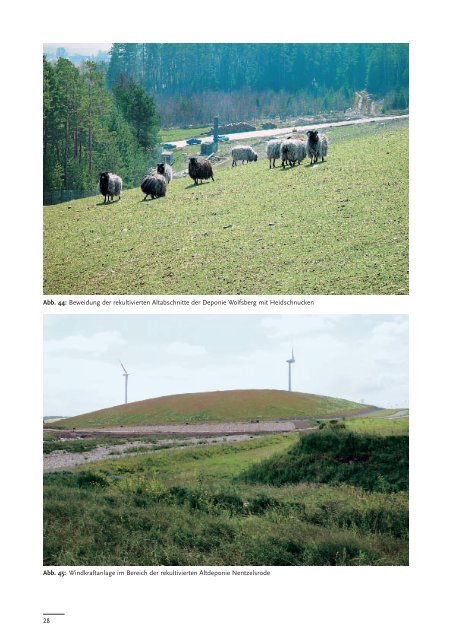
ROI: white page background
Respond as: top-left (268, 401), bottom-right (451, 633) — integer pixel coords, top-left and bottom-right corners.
top-left (3, 2), bottom-right (451, 638)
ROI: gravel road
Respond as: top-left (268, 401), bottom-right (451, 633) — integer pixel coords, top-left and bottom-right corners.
top-left (167, 114), bottom-right (408, 149)
top-left (44, 433), bottom-right (268, 472)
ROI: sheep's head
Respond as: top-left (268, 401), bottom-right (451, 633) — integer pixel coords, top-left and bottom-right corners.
top-left (157, 163), bottom-right (165, 175)
top-left (253, 153), bottom-right (258, 161)
top-left (307, 130), bottom-right (319, 142)
top-left (99, 172), bottom-right (109, 187)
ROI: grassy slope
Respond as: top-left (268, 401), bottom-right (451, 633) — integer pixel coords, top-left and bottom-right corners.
top-left (241, 430), bottom-right (408, 491)
top-left (344, 414), bottom-right (408, 436)
top-left (50, 389), bottom-right (372, 429)
top-left (44, 122), bottom-right (408, 295)
top-left (44, 423), bottom-right (408, 565)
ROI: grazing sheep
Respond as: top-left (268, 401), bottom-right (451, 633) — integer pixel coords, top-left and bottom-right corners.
top-left (157, 162), bottom-right (173, 184)
top-left (231, 145), bottom-right (258, 166)
top-left (281, 139), bottom-right (306, 168)
top-left (99, 172), bottom-right (122, 203)
top-left (141, 172), bottom-right (167, 200)
top-left (306, 130), bottom-right (329, 164)
top-left (266, 139), bottom-right (282, 168)
top-left (188, 157), bottom-right (214, 185)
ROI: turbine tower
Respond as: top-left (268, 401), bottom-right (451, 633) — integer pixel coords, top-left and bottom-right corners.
top-left (119, 360), bottom-right (130, 404)
top-left (286, 348), bottom-right (295, 392)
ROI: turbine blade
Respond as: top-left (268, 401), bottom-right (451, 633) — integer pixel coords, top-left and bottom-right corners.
top-left (119, 360), bottom-right (128, 374)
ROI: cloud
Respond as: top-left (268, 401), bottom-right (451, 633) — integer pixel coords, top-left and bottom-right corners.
top-left (45, 331), bottom-right (126, 356)
top-left (162, 342), bottom-right (208, 357)
top-left (261, 316), bottom-right (335, 339)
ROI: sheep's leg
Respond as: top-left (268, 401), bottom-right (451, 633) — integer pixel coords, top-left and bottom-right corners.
top-left (143, 194), bottom-right (147, 201)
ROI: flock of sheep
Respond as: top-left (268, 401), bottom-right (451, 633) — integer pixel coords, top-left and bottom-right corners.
top-left (98, 129), bottom-right (328, 203)
top-left (266, 129), bottom-right (329, 168)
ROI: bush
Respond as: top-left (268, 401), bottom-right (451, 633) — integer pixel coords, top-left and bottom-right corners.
top-left (76, 471), bottom-right (110, 488)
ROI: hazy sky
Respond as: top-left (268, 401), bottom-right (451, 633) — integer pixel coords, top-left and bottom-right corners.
top-left (43, 43), bottom-right (112, 55)
top-left (43, 314), bottom-right (408, 416)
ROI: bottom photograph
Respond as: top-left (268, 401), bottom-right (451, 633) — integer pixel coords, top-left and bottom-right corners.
top-left (43, 314), bottom-right (408, 566)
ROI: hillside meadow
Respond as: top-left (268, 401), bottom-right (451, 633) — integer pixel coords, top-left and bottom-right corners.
top-left (44, 414), bottom-right (409, 566)
top-left (43, 120), bottom-right (408, 295)
top-left (50, 389), bottom-right (372, 429)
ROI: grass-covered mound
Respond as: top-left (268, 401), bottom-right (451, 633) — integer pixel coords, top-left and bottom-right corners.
top-left (241, 430), bottom-right (408, 492)
top-left (51, 389), bottom-right (372, 429)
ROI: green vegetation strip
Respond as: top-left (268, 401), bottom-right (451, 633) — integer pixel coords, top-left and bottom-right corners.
top-left (44, 121), bottom-right (408, 295)
top-left (44, 428), bottom-right (408, 566)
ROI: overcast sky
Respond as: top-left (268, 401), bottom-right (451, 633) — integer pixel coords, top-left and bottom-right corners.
top-left (43, 314), bottom-right (408, 416)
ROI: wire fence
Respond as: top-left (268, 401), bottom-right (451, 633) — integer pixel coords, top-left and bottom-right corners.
top-left (43, 189), bottom-right (99, 206)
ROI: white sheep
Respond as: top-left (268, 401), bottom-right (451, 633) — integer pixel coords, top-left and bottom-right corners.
top-left (231, 145), bottom-right (258, 166)
top-left (281, 139), bottom-right (306, 168)
top-left (266, 139), bottom-right (282, 168)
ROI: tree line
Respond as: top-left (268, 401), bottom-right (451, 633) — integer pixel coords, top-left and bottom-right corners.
top-left (43, 57), bottom-right (160, 192)
top-left (107, 43), bottom-right (408, 126)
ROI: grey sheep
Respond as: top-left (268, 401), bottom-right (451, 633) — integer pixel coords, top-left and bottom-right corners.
top-left (306, 130), bottom-right (329, 164)
top-left (141, 172), bottom-right (167, 200)
top-left (266, 139), bottom-right (282, 168)
top-left (281, 139), bottom-right (306, 168)
top-left (231, 145), bottom-right (258, 166)
top-left (99, 171), bottom-right (122, 203)
top-left (188, 157), bottom-right (214, 185)
top-left (157, 162), bottom-right (173, 184)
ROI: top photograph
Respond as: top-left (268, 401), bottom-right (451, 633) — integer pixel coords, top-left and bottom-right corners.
top-left (43, 43), bottom-right (408, 296)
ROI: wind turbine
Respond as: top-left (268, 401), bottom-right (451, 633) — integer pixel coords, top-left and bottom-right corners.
top-left (119, 360), bottom-right (130, 404)
top-left (286, 348), bottom-right (295, 392)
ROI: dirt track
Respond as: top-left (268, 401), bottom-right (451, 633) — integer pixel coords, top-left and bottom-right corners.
top-left (168, 114), bottom-right (408, 149)
top-left (43, 420), bottom-right (316, 472)
top-left (44, 419), bottom-right (311, 439)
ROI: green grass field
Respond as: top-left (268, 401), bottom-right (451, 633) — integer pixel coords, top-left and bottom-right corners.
top-left (50, 389), bottom-right (373, 429)
top-left (159, 127), bottom-right (211, 143)
top-left (43, 121), bottom-right (408, 295)
top-left (44, 415), bottom-right (408, 566)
